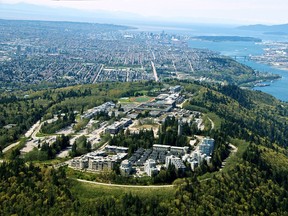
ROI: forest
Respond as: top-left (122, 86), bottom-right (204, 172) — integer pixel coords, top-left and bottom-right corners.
top-left (0, 80), bottom-right (288, 215)
top-left (0, 81), bottom-right (158, 151)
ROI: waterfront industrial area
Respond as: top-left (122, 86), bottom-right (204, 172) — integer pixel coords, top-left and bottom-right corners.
top-left (251, 41), bottom-right (288, 71)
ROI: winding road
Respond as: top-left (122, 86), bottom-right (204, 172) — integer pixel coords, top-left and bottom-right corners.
top-left (208, 117), bottom-right (215, 130)
top-left (76, 178), bottom-right (174, 188)
top-left (2, 141), bottom-right (20, 153)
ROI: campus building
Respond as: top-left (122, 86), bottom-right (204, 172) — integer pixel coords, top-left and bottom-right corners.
top-left (69, 150), bottom-right (127, 171)
top-left (81, 102), bottom-right (115, 119)
top-left (165, 155), bottom-right (186, 172)
top-left (199, 137), bottom-right (215, 156)
top-left (120, 159), bottom-right (132, 176)
top-left (144, 159), bottom-right (158, 177)
top-left (105, 118), bottom-right (132, 134)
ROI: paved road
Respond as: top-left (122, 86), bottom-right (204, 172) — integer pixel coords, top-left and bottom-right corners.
top-left (76, 178), bottom-right (174, 188)
top-left (30, 117), bottom-right (57, 140)
top-left (151, 61), bottom-right (159, 82)
top-left (208, 117), bottom-right (215, 130)
top-left (2, 141), bottom-right (20, 153)
top-left (2, 117), bottom-right (58, 154)
top-left (25, 120), bottom-right (41, 138)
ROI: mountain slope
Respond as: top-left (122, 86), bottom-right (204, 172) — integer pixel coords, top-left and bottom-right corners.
top-left (238, 23), bottom-right (288, 34)
top-left (0, 81), bottom-right (287, 215)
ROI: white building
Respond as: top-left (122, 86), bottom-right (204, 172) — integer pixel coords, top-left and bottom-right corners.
top-left (187, 137), bottom-right (215, 171)
top-left (153, 144), bottom-right (171, 152)
top-left (144, 159), bottom-right (158, 177)
top-left (105, 145), bottom-right (129, 153)
top-left (70, 150), bottom-right (127, 171)
top-left (120, 160), bottom-right (132, 176)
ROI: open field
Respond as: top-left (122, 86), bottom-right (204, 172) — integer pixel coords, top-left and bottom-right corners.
top-left (70, 178), bottom-right (175, 201)
top-left (119, 96), bottom-right (154, 103)
top-left (222, 139), bottom-right (249, 171)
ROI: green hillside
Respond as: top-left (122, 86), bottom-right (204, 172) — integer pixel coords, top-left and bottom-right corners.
top-left (0, 80), bottom-right (287, 215)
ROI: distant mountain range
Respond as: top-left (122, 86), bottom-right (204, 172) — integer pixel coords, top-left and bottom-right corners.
top-left (0, 3), bottom-right (148, 25)
top-left (238, 24), bottom-right (288, 35)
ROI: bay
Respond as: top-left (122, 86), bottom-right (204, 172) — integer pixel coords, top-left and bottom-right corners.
top-left (134, 24), bottom-right (288, 101)
top-left (188, 39), bottom-right (288, 102)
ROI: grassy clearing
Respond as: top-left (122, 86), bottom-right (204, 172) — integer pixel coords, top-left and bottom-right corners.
top-left (202, 115), bottom-right (212, 131)
top-left (69, 178), bottom-right (175, 201)
top-left (118, 97), bottom-right (133, 103)
top-left (132, 124), bottom-right (159, 130)
top-left (220, 138), bottom-right (249, 173)
top-left (183, 104), bottom-right (210, 113)
top-left (35, 131), bottom-right (58, 137)
top-left (133, 96), bottom-right (153, 103)
top-left (33, 158), bottom-right (69, 167)
top-left (198, 172), bottom-right (215, 181)
top-left (206, 112), bottom-right (222, 131)
top-left (119, 96), bottom-right (154, 104)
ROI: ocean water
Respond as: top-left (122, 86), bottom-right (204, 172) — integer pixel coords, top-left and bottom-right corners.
top-left (134, 24), bottom-right (288, 101)
top-left (188, 38), bottom-right (288, 102)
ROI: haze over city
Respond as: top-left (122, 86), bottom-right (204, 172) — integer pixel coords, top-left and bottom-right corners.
top-left (1, 0), bottom-right (288, 24)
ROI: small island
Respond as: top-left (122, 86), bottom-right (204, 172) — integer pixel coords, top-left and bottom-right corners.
top-left (193, 36), bottom-right (262, 42)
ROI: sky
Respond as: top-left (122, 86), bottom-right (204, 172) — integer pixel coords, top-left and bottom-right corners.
top-left (1, 0), bottom-right (288, 24)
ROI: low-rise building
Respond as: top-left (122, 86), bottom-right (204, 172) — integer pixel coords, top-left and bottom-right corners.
top-left (70, 157), bottom-right (89, 169)
top-left (89, 158), bottom-right (114, 171)
top-left (105, 122), bottom-right (123, 134)
top-left (81, 102), bottom-right (115, 119)
top-left (155, 94), bottom-right (169, 101)
top-left (120, 118), bottom-right (133, 127)
top-left (165, 155), bottom-right (186, 172)
top-left (153, 144), bottom-right (188, 156)
top-left (105, 118), bottom-right (133, 134)
top-left (70, 150), bottom-right (127, 171)
top-left (170, 146), bottom-right (189, 155)
top-left (199, 137), bottom-right (215, 156)
top-left (153, 144), bottom-right (171, 152)
top-left (169, 85), bottom-right (182, 93)
top-left (105, 145), bottom-right (129, 153)
top-left (149, 110), bottom-right (162, 117)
